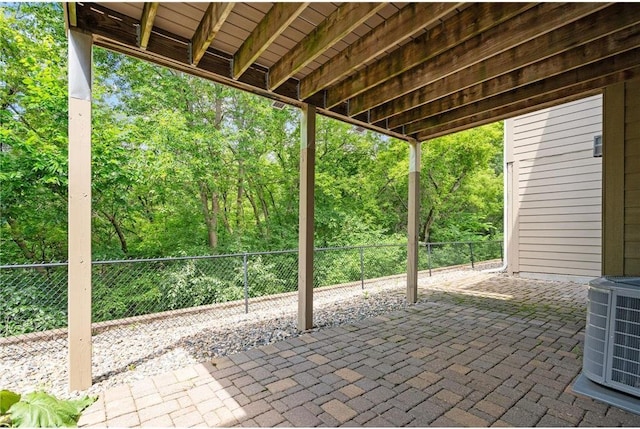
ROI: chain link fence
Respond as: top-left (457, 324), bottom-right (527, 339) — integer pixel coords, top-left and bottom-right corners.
top-left (1, 240), bottom-right (502, 355)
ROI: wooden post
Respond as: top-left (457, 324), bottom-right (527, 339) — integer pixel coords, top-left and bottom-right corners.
top-left (298, 104), bottom-right (316, 331)
top-left (68, 29), bottom-right (93, 391)
top-left (407, 139), bottom-right (420, 304)
top-left (602, 83), bottom-right (625, 276)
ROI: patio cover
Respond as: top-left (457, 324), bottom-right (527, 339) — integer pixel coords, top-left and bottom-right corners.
top-left (62, 2), bottom-right (640, 390)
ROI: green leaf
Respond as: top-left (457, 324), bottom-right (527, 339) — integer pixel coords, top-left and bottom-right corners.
top-left (0, 390), bottom-right (21, 415)
top-left (8, 391), bottom-right (96, 428)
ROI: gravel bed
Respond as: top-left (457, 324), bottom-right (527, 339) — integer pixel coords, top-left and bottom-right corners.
top-left (1, 265), bottom-right (497, 399)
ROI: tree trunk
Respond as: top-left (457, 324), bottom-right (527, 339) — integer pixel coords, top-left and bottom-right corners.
top-left (235, 161), bottom-right (244, 229)
top-left (102, 211), bottom-right (128, 254)
top-left (7, 217), bottom-right (38, 261)
top-left (246, 190), bottom-right (263, 234)
top-left (421, 208), bottom-right (435, 243)
top-left (199, 182), bottom-right (218, 248)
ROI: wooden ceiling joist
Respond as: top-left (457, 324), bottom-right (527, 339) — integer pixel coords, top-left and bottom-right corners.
top-left (416, 66), bottom-right (640, 141)
top-left (405, 35), bottom-right (640, 136)
top-left (349, 1), bottom-right (610, 117)
top-left (68, 2), bottom-right (640, 143)
top-left (232, 2), bottom-right (309, 80)
top-left (268, 2), bottom-right (385, 91)
top-left (325, 2), bottom-right (535, 109)
top-left (298, 2), bottom-right (462, 101)
top-left (190, 2), bottom-right (234, 66)
top-left (382, 3), bottom-right (640, 128)
top-left (411, 50), bottom-right (640, 139)
top-left (138, 2), bottom-right (159, 50)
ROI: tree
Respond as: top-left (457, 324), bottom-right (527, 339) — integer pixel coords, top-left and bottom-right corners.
top-left (0, 3), bottom-right (69, 263)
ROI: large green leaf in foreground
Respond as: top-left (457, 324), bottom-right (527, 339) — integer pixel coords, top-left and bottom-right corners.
top-left (0, 391), bottom-right (21, 415)
top-left (8, 392), bottom-right (95, 428)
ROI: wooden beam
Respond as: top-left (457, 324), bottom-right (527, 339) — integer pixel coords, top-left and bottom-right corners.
top-left (414, 65), bottom-right (640, 142)
top-left (299, 2), bottom-right (461, 101)
top-left (233, 2), bottom-right (308, 80)
top-left (298, 104), bottom-right (316, 331)
top-left (349, 2), bottom-right (610, 116)
top-left (325, 2), bottom-right (535, 109)
top-left (413, 55), bottom-right (639, 139)
top-left (379, 3), bottom-right (639, 127)
top-left (68, 2), bottom-right (77, 27)
top-left (603, 82), bottom-right (626, 275)
top-left (191, 2), bottom-right (234, 66)
top-left (68, 29), bottom-right (93, 391)
top-left (405, 27), bottom-right (640, 135)
top-left (407, 140), bottom-right (420, 305)
top-left (268, 2), bottom-right (385, 91)
top-left (138, 2), bottom-right (159, 50)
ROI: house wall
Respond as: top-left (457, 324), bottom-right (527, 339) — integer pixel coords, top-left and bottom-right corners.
top-left (603, 79), bottom-right (640, 276)
top-left (506, 95), bottom-right (603, 282)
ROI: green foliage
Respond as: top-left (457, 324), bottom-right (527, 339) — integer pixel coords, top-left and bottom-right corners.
top-left (0, 390), bottom-right (95, 428)
top-left (0, 391), bottom-right (20, 415)
top-left (161, 260), bottom-right (243, 310)
top-left (240, 255), bottom-right (289, 296)
top-left (1, 269), bottom-right (67, 336)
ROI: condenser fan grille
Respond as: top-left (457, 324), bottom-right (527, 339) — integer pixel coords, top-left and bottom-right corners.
top-left (611, 295), bottom-right (640, 390)
top-left (584, 288), bottom-right (610, 381)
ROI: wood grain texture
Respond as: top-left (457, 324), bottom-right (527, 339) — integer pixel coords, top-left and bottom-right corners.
top-left (325, 2), bottom-right (534, 108)
top-left (191, 2), bottom-right (234, 65)
top-left (299, 2), bottom-right (461, 100)
top-left (349, 2), bottom-right (609, 116)
top-left (139, 2), bottom-right (159, 50)
top-left (380, 3), bottom-right (637, 127)
top-left (233, 2), bottom-right (308, 79)
top-left (268, 2), bottom-right (385, 90)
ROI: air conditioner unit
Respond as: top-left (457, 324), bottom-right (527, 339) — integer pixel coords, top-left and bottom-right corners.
top-left (579, 277), bottom-right (640, 411)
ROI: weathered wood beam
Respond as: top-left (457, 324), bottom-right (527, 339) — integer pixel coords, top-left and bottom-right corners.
top-left (191, 2), bottom-right (234, 66)
top-left (268, 2), bottom-right (385, 91)
top-left (233, 2), bottom-right (309, 80)
top-left (325, 2), bottom-right (535, 109)
top-left (299, 2), bottom-right (461, 101)
top-left (298, 104), bottom-right (316, 331)
top-left (405, 27), bottom-right (640, 135)
top-left (68, 2), bottom-right (77, 27)
top-left (414, 63), bottom-right (640, 142)
top-left (138, 2), bottom-right (159, 50)
top-left (349, 2), bottom-right (610, 116)
top-left (382, 3), bottom-right (639, 128)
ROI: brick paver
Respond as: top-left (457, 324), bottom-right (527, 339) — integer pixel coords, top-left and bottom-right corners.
top-left (78, 273), bottom-right (640, 427)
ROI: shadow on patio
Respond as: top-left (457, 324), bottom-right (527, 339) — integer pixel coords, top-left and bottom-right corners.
top-left (79, 274), bottom-right (640, 427)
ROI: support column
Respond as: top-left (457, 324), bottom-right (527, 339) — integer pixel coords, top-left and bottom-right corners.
top-left (298, 104), bottom-right (316, 331)
top-left (68, 29), bottom-right (93, 391)
top-left (407, 139), bottom-right (420, 304)
top-left (603, 83), bottom-right (625, 276)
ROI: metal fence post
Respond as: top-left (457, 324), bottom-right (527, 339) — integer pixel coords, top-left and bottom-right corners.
top-left (360, 247), bottom-right (365, 290)
top-left (469, 242), bottom-right (475, 269)
top-left (243, 253), bottom-right (249, 314)
top-left (427, 243), bottom-right (432, 277)
top-left (500, 241), bottom-right (504, 264)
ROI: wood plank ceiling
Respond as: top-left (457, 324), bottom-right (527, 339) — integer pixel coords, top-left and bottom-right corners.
top-left (66, 2), bottom-right (640, 142)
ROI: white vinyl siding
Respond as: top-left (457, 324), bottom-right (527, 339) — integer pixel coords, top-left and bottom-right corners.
top-left (507, 94), bottom-right (603, 279)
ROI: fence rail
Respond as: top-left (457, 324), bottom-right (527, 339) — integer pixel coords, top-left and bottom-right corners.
top-left (1, 240), bottom-right (503, 347)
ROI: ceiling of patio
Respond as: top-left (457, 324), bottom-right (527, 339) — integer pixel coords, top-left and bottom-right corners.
top-left (67, 2), bottom-right (640, 142)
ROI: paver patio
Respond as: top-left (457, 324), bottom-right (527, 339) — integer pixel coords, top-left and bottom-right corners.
top-left (78, 273), bottom-right (640, 427)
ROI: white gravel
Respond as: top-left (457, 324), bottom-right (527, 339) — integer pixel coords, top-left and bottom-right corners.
top-left (0, 265), bottom-right (497, 399)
